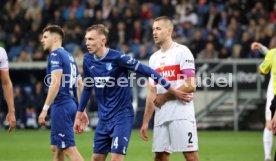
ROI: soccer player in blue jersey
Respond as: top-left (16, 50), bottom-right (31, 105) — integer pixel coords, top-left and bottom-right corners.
top-left (73, 24), bottom-right (188, 161)
top-left (38, 25), bottom-right (85, 161)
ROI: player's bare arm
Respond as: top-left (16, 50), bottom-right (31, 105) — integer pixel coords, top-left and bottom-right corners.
top-left (1, 70), bottom-right (16, 132)
top-left (251, 42), bottom-right (269, 55)
top-left (140, 84), bottom-right (156, 141)
top-left (75, 76), bottom-right (89, 132)
top-left (154, 77), bottom-right (196, 108)
top-left (38, 71), bottom-right (62, 126)
top-left (77, 76), bottom-right (83, 102)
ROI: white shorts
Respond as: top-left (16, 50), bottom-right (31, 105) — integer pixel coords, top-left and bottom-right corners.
top-left (265, 77), bottom-right (274, 121)
top-left (152, 119), bottom-right (198, 153)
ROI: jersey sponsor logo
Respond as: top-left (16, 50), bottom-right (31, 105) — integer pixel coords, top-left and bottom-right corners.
top-left (105, 63), bottom-right (112, 71)
top-left (94, 77), bottom-right (111, 88)
top-left (51, 60), bottom-right (59, 65)
top-left (155, 65), bottom-right (184, 81)
top-left (51, 53), bottom-right (57, 56)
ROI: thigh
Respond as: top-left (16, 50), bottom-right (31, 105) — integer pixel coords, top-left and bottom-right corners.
top-left (110, 116), bottom-right (134, 155)
top-left (169, 120), bottom-right (198, 152)
top-left (50, 103), bottom-right (76, 149)
top-left (152, 123), bottom-right (171, 153)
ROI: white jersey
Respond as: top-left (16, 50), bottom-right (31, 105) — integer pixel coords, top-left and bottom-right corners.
top-left (149, 42), bottom-right (196, 126)
top-left (0, 47), bottom-right (9, 71)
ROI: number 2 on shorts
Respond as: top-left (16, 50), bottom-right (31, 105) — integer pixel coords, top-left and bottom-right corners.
top-left (188, 132), bottom-right (193, 143)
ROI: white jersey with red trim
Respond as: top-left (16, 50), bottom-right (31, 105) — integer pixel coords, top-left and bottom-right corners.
top-left (0, 47), bottom-right (9, 71)
top-left (149, 42), bottom-right (196, 126)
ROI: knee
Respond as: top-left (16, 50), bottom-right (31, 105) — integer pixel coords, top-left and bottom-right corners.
top-left (92, 156), bottom-right (103, 161)
top-left (63, 147), bottom-right (75, 157)
top-left (110, 159), bottom-right (122, 161)
top-left (51, 146), bottom-right (58, 154)
top-left (154, 152), bottom-right (169, 161)
top-left (184, 152), bottom-right (199, 161)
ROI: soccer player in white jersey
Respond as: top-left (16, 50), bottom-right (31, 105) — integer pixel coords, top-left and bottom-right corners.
top-left (140, 16), bottom-right (200, 161)
top-left (0, 47), bottom-right (16, 132)
top-left (251, 42), bottom-right (273, 161)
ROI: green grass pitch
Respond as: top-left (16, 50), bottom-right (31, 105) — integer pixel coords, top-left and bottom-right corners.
top-left (0, 130), bottom-right (268, 161)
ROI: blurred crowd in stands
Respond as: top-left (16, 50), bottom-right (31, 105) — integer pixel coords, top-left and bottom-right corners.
top-left (1, 0), bottom-right (276, 128)
top-left (1, 0), bottom-right (276, 62)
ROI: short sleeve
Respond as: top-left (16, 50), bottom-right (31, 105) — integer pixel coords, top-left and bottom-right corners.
top-left (179, 46), bottom-right (195, 70)
top-left (49, 52), bottom-right (63, 72)
top-left (179, 46), bottom-right (195, 77)
top-left (0, 48), bottom-right (9, 71)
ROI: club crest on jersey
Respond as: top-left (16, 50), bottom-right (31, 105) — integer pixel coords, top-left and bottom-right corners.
top-left (105, 63), bottom-right (112, 71)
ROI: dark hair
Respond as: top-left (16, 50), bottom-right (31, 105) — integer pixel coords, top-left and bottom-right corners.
top-left (42, 25), bottom-right (64, 39)
top-left (86, 24), bottom-right (109, 38)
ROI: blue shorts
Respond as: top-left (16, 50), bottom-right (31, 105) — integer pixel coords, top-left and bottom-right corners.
top-left (93, 115), bottom-right (134, 155)
top-left (50, 101), bottom-right (77, 149)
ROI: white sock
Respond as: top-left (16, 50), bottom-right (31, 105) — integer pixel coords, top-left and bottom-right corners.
top-left (263, 127), bottom-right (273, 160)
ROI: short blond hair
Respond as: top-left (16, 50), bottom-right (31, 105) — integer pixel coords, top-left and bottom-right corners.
top-left (86, 24), bottom-right (109, 38)
top-left (154, 16), bottom-right (174, 29)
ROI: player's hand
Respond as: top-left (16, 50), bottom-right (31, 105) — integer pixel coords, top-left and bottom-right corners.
top-left (251, 42), bottom-right (261, 51)
top-left (140, 123), bottom-right (149, 141)
top-left (154, 94), bottom-right (168, 108)
top-left (6, 111), bottom-right (16, 133)
top-left (168, 87), bottom-right (193, 103)
top-left (38, 110), bottom-right (47, 126)
top-left (266, 120), bottom-right (272, 130)
top-left (82, 111), bottom-right (90, 127)
top-left (74, 111), bottom-right (88, 134)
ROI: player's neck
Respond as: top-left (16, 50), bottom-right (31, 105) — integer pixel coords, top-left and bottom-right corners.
top-left (50, 43), bottom-right (62, 52)
top-left (95, 47), bottom-right (108, 58)
top-left (160, 39), bottom-right (174, 52)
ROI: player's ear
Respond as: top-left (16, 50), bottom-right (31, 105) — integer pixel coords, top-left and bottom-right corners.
top-left (102, 37), bottom-right (107, 45)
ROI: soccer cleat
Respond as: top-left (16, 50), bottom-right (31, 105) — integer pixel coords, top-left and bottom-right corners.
top-left (265, 159), bottom-right (271, 161)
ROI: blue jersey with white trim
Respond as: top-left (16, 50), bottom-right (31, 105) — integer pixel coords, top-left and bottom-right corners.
top-left (46, 48), bottom-right (79, 105)
top-left (82, 49), bottom-right (135, 120)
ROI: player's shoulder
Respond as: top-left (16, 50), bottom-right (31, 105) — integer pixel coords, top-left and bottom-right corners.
top-left (266, 48), bottom-right (276, 58)
top-left (268, 48), bottom-right (276, 54)
top-left (150, 49), bottom-right (161, 60)
top-left (0, 47), bottom-right (7, 56)
top-left (83, 53), bottom-right (94, 62)
top-left (109, 48), bottom-right (124, 58)
top-left (173, 43), bottom-right (194, 58)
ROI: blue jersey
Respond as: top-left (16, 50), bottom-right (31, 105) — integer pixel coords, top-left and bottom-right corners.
top-left (46, 47), bottom-right (79, 105)
top-left (79, 49), bottom-right (171, 121)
